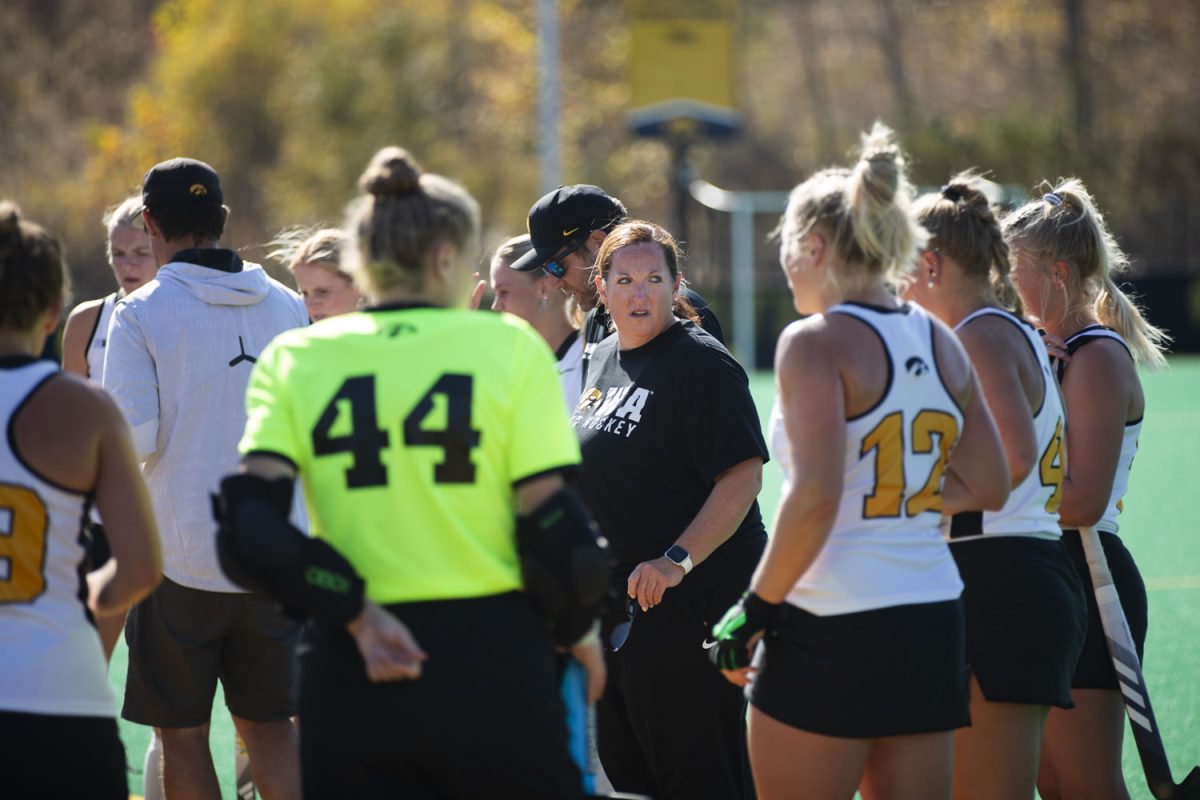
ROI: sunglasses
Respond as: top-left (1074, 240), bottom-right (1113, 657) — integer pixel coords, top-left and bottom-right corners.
top-left (543, 240), bottom-right (583, 279)
top-left (608, 596), bottom-right (640, 652)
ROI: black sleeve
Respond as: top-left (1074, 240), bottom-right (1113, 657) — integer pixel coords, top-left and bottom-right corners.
top-left (683, 287), bottom-right (725, 345)
top-left (682, 340), bottom-right (769, 483)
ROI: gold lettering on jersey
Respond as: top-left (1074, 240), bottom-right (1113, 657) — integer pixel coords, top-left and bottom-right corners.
top-left (0, 484), bottom-right (49, 602)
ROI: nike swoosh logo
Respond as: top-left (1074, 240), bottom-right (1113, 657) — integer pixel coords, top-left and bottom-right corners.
top-left (562, 227), bottom-right (580, 237)
top-left (701, 638), bottom-right (719, 650)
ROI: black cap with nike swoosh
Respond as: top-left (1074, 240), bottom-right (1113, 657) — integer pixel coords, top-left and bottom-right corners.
top-left (510, 184), bottom-right (627, 272)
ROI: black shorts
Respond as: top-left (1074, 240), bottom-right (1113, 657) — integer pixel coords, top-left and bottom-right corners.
top-left (122, 577), bottom-right (300, 727)
top-left (952, 536), bottom-right (1088, 708)
top-left (0, 711), bottom-right (126, 799)
top-left (298, 591), bottom-right (581, 800)
top-left (748, 599), bottom-right (969, 739)
top-left (1061, 530), bottom-right (1148, 689)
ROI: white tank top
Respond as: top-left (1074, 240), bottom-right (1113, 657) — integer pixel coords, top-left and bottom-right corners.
top-left (0, 359), bottom-right (116, 717)
top-left (1060, 326), bottom-right (1141, 535)
top-left (84, 292), bottom-right (118, 382)
top-left (948, 308), bottom-right (1065, 541)
top-left (556, 330), bottom-right (585, 412)
top-left (770, 302), bottom-right (965, 616)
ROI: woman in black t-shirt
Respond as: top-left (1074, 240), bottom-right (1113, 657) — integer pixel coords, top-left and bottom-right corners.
top-left (571, 221), bottom-right (767, 800)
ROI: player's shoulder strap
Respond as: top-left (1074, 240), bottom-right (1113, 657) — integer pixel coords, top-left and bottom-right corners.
top-left (1057, 325), bottom-right (1131, 382)
top-left (956, 306), bottom-right (1045, 364)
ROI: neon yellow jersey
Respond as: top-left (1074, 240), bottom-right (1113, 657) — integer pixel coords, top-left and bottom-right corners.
top-left (239, 305), bottom-right (581, 604)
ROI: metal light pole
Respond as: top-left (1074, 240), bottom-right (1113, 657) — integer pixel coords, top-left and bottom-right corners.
top-left (536, 0), bottom-right (561, 194)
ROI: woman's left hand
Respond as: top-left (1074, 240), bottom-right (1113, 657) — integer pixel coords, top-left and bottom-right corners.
top-left (627, 557), bottom-right (685, 611)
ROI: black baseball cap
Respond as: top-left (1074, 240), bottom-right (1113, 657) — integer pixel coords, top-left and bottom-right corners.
top-left (140, 157), bottom-right (224, 210)
top-left (510, 184), bottom-right (627, 273)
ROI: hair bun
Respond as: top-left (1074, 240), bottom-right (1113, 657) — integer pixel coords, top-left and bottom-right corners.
top-left (852, 123), bottom-right (903, 205)
top-left (0, 201), bottom-right (23, 259)
top-left (359, 146), bottom-right (423, 199)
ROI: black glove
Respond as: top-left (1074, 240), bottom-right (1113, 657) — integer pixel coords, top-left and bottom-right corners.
top-left (708, 591), bottom-right (781, 671)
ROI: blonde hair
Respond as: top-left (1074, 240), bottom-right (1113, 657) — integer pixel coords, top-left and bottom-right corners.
top-left (102, 194), bottom-right (146, 264)
top-left (781, 122), bottom-right (926, 291)
top-left (1002, 179), bottom-right (1169, 367)
top-left (914, 172), bottom-right (1022, 317)
top-left (345, 147), bottom-right (480, 298)
top-left (269, 227), bottom-right (352, 281)
top-left (491, 234), bottom-right (535, 277)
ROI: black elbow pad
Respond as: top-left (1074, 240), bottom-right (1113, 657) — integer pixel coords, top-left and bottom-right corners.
top-left (214, 473), bottom-right (365, 627)
top-left (516, 489), bottom-right (611, 645)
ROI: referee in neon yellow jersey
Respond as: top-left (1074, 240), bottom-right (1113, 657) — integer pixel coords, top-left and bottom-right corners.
top-left (213, 146), bottom-right (610, 799)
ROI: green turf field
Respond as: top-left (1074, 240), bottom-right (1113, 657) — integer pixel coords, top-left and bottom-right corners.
top-left (110, 357), bottom-right (1200, 799)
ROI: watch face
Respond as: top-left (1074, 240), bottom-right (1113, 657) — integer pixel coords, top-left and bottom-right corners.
top-left (665, 545), bottom-right (689, 565)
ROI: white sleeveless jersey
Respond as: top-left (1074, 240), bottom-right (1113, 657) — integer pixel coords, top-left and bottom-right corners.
top-left (1061, 326), bottom-right (1141, 535)
top-left (948, 308), bottom-right (1064, 542)
top-left (0, 359), bottom-right (115, 717)
top-left (84, 292), bottom-right (118, 382)
top-left (556, 330), bottom-right (585, 412)
top-left (770, 302), bottom-right (965, 616)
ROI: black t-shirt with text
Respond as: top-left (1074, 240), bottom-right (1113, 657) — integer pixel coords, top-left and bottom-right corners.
top-left (571, 320), bottom-right (767, 583)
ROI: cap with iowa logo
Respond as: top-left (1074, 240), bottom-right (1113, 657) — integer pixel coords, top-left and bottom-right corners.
top-left (510, 184), bottom-right (627, 272)
top-left (140, 157), bottom-right (224, 210)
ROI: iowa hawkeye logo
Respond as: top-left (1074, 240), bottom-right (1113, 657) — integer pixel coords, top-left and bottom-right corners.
top-left (905, 356), bottom-right (929, 376)
top-left (573, 383), bottom-right (651, 438)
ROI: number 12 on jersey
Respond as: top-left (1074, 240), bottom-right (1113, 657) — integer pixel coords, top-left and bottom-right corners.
top-left (860, 410), bottom-right (960, 518)
top-left (311, 373), bottom-right (481, 488)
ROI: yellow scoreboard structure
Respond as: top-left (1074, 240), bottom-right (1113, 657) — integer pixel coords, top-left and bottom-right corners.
top-left (626, 0), bottom-right (743, 138)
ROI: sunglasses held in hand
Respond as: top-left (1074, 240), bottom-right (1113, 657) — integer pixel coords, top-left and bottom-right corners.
top-left (608, 596), bottom-right (640, 652)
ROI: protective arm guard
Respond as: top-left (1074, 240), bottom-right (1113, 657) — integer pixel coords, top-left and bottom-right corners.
top-left (213, 473), bottom-right (365, 627)
top-left (517, 489), bottom-right (611, 647)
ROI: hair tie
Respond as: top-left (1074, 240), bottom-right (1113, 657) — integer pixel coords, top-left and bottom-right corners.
top-left (1043, 192), bottom-right (1063, 206)
top-left (941, 185), bottom-right (963, 203)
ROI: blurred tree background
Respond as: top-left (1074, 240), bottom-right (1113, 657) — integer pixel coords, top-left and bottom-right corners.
top-left (2, 0), bottom-right (1197, 355)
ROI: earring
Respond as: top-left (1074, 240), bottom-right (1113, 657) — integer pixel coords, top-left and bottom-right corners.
top-left (927, 278), bottom-right (936, 288)
top-left (537, 294), bottom-right (549, 312)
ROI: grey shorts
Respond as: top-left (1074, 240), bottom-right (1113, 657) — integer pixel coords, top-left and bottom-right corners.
top-left (122, 577), bottom-right (300, 728)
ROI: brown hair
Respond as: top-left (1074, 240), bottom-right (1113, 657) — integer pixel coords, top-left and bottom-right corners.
top-left (0, 201), bottom-right (69, 330)
top-left (914, 173), bottom-right (1022, 317)
top-left (593, 220), bottom-right (699, 325)
top-left (780, 122), bottom-right (926, 291)
top-left (345, 146), bottom-right (480, 297)
top-left (144, 203), bottom-right (226, 243)
top-left (1002, 179), bottom-right (1169, 367)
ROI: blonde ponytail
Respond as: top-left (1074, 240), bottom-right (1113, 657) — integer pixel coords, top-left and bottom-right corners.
top-left (844, 122), bottom-right (927, 280)
top-left (1002, 178), bottom-right (1170, 367)
top-left (782, 121), bottom-right (925, 292)
top-left (1096, 273), bottom-right (1170, 368)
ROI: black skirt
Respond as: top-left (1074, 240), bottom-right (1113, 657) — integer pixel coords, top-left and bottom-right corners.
top-left (748, 599), bottom-right (969, 738)
top-left (952, 536), bottom-right (1088, 708)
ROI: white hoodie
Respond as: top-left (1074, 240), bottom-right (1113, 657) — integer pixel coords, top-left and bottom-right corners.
top-left (104, 252), bottom-right (308, 592)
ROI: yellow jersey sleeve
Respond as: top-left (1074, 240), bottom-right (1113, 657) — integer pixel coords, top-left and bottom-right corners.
top-left (240, 336), bottom-right (304, 469)
top-left (508, 326), bottom-right (582, 483)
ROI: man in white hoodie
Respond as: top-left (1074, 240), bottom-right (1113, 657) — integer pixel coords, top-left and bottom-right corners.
top-left (103, 158), bottom-right (308, 800)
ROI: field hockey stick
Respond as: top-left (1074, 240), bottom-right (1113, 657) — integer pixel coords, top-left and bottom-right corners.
top-left (1079, 526), bottom-right (1200, 800)
top-left (561, 658), bottom-right (596, 795)
top-left (235, 732), bottom-right (255, 800)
